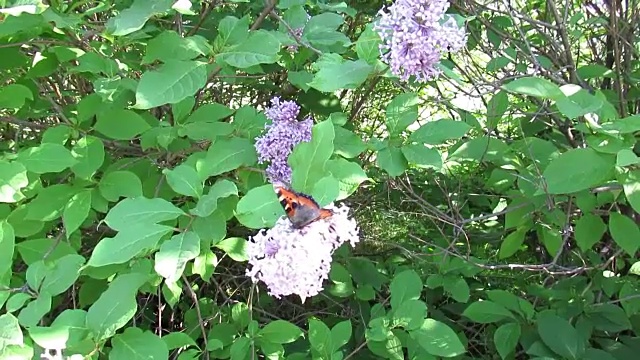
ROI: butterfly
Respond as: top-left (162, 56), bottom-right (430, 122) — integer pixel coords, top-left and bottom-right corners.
top-left (275, 185), bottom-right (334, 229)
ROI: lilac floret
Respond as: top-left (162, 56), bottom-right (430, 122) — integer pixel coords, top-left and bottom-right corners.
top-left (374, 0), bottom-right (467, 82)
top-left (254, 97), bottom-right (313, 183)
top-left (246, 203), bottom-right (360, 302)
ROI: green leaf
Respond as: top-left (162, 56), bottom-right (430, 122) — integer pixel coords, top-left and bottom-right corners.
top-left (16, 143), bottom-right (77, 174)
top-left (309, 318), bottom-right (333, 356)
top-left (198, 138), bottom-right (257, 178)
top-left (42, 125), bottom-right (72, 145)
top-left (0, 314), bottom-right (23, 348)
top-left (143, 31), bottom-right (211, 63)
top-left (309, 59), bottom-right (372, 92)
top-left (99, 170), bottom-right (143, 201)
top-left (200, 257), bottom-right (225, 280)
top-left (0, 161), bottom-right (28, 203)
top-left (94, 108), bottom-right (152, 140)
top-left (72, 52), bottom-right (118, 75)
top-left (104, 197), bottom-right (185, 231)
top-left (390, 270), bottom-right (422, 310)
top-left (302, 13), bottom-right (350, 51)
top-left (110, 327), bottom-right (169, 360)
top-left (134, 60), bottom-right (208, 109)
top-left (0, 84), bottom-right (33, 109)
top-left (70, 136), bottom-right (105, 179)
top-left (574, 213), bottom-right (606, 251)
top-left (555, 89), bottom-right (603, 120)
top-left (391, 299), bottom-right (427, 330)
top-left (16, 238), bottom-right (75, 266)
top-left (233, 107), bottom-right (266, 139)
top-left (542, 148), bottom-right (614, 194)
top-left (289, 120), bottom-right (335, 193)
top-left (191, 179), bottom-right (238, 217)
top-left (62, 189), bottom-right (92, 237)
top-left (7, 205), bottom-right (44, 238)
top-left (385, 93), bottom-right (419, 136)
top-left (585, 303), bottom-right (632, 332)
top-left (215, 237), bottom-right (248, 262)
top-left (327, 158), bottom-right (368, 200)
top-left (213, 16), bottom-right (250, 49)
top-left (334, 126), bottom-right (366, 158)
top-left (355, 24), bottom-right (381, 64)
top-left (409, 119), bottom-right (472, 145)
top-left (599, 114), bottom-right (640, 134)
top-left (608, 212), bottom-right (640, 256)
top-left (288, 71), bottom-right (313, 91)
top-left (235, 185), bottom-right (282, 229)
top-left (217, 30), bottom-right (280, 68)
top-left (232, 302), bottom-right (250, 330)
top-left (40, 254), bottom-right (85, 296)
top-left (88, 223), bottom-right (173, 267)
top-left (401, 144), bottom-right (442, 170)
top-left (622, 170), bottom-right (640, 213)
top-left (207, 323), bottom-right (236, 350)
top-left (259, 320), bottom-right (303, 344)
top-left (230, 337), bottom-right (251, 358)
top-left (617, 149), bottom-right (640, 167)
top-left (462, 300), bottom-right (515, 323)
top-left (577, 64), bottom-right (613, 79)
top-left (27, 326), bottom-right (68, 352)
top-left (409, 319), bottom-right (465, 357)
top-left (494, 322), bottom-right (521, 359)
top-left (487, 90), bottom-right (508, 128)
top-left (106, 0), bottom-right (174, 36)
top-left (26, 261), bottom-right (47, 292)
top-left (444, 277), bottom-right (470, 303)
top-left (0, 221), bottom-right (15, 278)
top-left (184, 103), bottom-right (234, 124)
top-left (163, 164), bottom-right (203, 199)
top-left (537, 313), bottom-right (584, 360)
top-left (499, 228), bottom-right (526, 259)
top-left (179, 122), bottom-right (233, 142)
top-left (162, 332), bottom-right (197, 350)
top-left (619, 282), bottom-right (640, 316)
top-left (154, 231), bottom-right (200, 282)
top-left (501, 77), bottom-right (564, 100)
top-left (18, 294), bottom-right (51, 327)
top-left (449, 136), bottom-right (510, 162)
top-left (86, 273), bottom-right (148, 341)
top-left (25, 184), bottom-right (76, 221)
top-left (377, 146), bottom-right (407, 177)
top-left (331, 320), bottom-right (352, 352)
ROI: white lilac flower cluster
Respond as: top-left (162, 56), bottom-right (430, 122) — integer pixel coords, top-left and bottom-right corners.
top-left (254, 97), bottom-right (312, 183)
top-left (246, 203), bottom-right (360, 302)
top-left (374, 0), bottom-right (467, 82)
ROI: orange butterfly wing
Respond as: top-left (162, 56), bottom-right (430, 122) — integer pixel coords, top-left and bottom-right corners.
top-left (275, 186), bottom-right (333, 228)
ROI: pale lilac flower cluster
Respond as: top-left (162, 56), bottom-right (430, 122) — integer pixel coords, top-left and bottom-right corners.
top-left (254, 97), bottom-right (313, 183)
top-left (246, 203), bottom-right (359, 302)
top-left (374, 0), bottom-right (467, 82)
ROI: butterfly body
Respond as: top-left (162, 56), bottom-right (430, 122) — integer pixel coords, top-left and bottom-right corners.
top-left (276, 186), bottom-right (333, 229)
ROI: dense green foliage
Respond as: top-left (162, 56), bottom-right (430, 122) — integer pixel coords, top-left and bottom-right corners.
top-left (0, 0), bottom-right (639, 359)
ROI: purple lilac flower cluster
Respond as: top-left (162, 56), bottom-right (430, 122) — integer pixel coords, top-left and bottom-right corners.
top-left (254, 97), bottom-right (313, 183)
top-left (246, 203), bottom-right (359, 302)
top-left (374, 0), bottom-right (467, 82)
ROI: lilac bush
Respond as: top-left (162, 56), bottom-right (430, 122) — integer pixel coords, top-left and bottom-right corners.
top-left (254, 97), bottom-right (313, 183)
top-left (374, 0), bottom-right (467, 82)
top-left (246, 203), bottom-right (360, 302)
